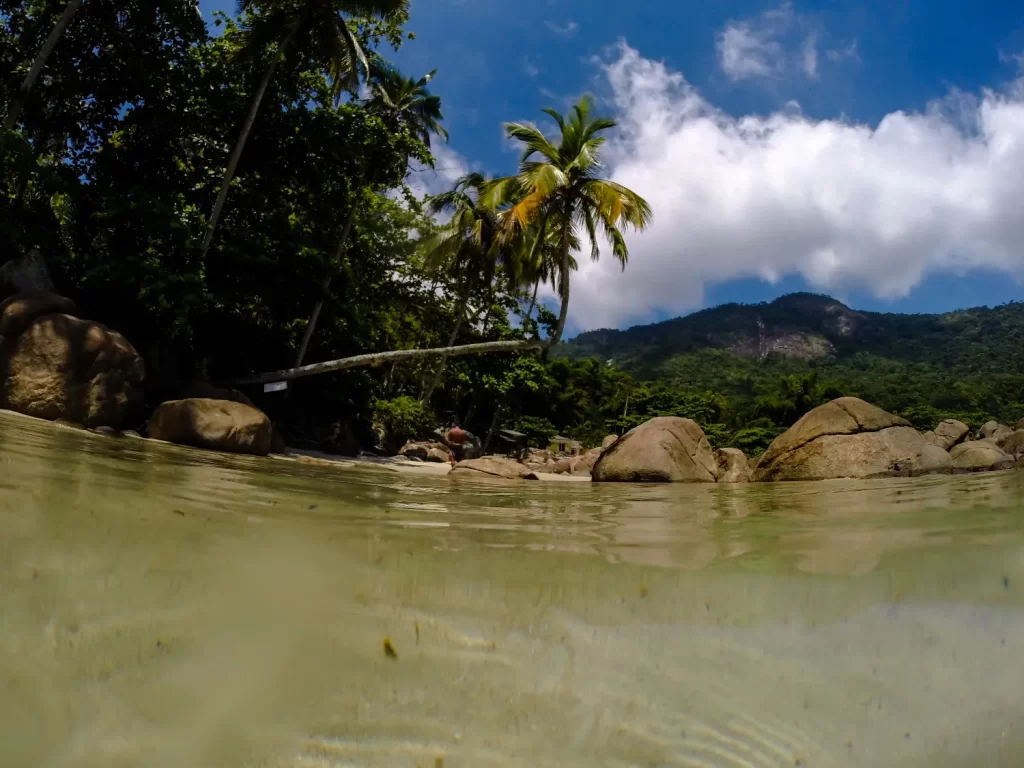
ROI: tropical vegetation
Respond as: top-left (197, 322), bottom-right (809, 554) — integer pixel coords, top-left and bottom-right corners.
top-left (3, 1), bottom-right (1021, 459)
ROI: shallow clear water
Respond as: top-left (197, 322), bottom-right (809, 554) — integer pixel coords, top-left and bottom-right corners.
top-left (3, 409), bottom-right (1024, 767)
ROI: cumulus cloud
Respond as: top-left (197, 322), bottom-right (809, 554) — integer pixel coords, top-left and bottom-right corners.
top-left (562, 42), bottom-right (1024, 330)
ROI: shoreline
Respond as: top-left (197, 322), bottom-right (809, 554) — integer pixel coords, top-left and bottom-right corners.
top-left (0, 409), bottom-right (594, 481)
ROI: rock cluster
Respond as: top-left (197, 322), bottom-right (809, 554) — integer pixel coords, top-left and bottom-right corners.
top-left (0, 293), bottom-right (144, 429)
top-left (0, 284), bottom-right (277, 455)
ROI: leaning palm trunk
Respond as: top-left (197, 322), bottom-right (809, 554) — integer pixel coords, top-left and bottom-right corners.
top-left (199, 30), bottom-right (295, 260)
top-left (3, 0), bottom-right (84, 131)
top-left (292, 204), bottom-right (358, 370)
top-left (223, 338), bottom-right (545, 387)
top-left (420, 284), bottom-right (470, 403)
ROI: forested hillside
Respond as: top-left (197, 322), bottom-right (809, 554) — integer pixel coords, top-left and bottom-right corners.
top-left (541, 293), bottom-right (1024, 454)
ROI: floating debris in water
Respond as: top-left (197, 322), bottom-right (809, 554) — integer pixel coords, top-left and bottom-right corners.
top-left (383, 636), bottom-right (398, 659)
top-left (639, 584), bottom-right (648, 599)
top-left (415, 621), bottom-right (420, 645)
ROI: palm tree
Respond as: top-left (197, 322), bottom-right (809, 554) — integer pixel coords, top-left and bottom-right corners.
top-left (199, 0), bottom-right (406, 261)
top-left (484, 95), bottom-right (652, 346)
top-left (366, 59), bottom-right (448, 147)
top-left (416, 172), bottom-right (510, 401)
top-left (291, 60), bottom-right (446, 370)
top-left (3, 0), bottom-right (85, 131)
top-left (223, 101), bottom-right (653, 391)
top-left (517, 218), bottom-right (579, 338)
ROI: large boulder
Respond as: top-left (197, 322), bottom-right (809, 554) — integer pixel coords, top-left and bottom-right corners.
top-left (0, 293), bottom-right (77, 337)
top-left (577, 447), bottom-right (603, 472)
top-left (552, 457), bottom-right (576, 475)
top-left (183, 379), bottom-right (256, 408)
top-left (977, 421), bottom-right (1012, 442)
top-left (921, 419), bottom-right (970, 451)
top-left (753, 397), bottom-right (948, 482)
top-left (399, 440), bottom-right (451, 463)
top-left (996, 429), bottom-right (1024, 460)
top-left (949, 440), bottom-right (1014, 473)
top-left (449, 456), bottom-right (538, 481)
top-left (0, 313), bottom-right (144, 429)
top-left (716, 448), bottom-right (752, 483)
top-left (1015, 418), bottom-right (1024, 432)
top-left (601, 434), bottom-right (618, 449)
top-left (592, 417), bottom-right (718, 483)
top-left (147, 398), bottom-right (273, 456)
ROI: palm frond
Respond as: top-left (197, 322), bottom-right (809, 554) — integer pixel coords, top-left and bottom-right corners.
top-left (503, 122), bottom-right (560, 164)
top-left (333, 15), bottom-right (367, 95)
top-left (520, 162), bottom-right (567, 197)
top-left (580, 205), bottom-right (601, 260)
top-left (480, 175), bottom-right (522, 209)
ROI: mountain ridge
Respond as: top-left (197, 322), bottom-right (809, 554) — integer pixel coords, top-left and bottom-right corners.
top-left (559, 292), bottom-right (1024, 378)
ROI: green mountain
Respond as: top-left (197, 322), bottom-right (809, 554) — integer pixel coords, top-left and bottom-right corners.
top-left (560, 292), bottom-right (1024, 378)
top-left (549, 293), bottom-right (1024, 451)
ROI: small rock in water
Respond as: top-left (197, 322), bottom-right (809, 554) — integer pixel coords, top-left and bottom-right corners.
top-left (383, 636), bottom-right (398, 659)
top-left (92, 425), bottom-right (117, 436)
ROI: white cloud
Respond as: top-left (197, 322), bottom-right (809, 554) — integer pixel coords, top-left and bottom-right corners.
top-left (1000, 49), bottom-right (1024, 75)
top-left (716, 3), bottom-right (854, 82)
top-left (405, 143), bottom-right (470, 203)
top-left (716, 17), bottom-right (786, 81)
top-left (545, 19), bottom-right (578, 37)
top-left (561, 42), bottom-right (1024, 331)
top-left (826, 39), bottom-right (860, 63)
top-left (802, 34), bottom-right (819, 78)
top-left (523, 57), bottom-right (541, 78)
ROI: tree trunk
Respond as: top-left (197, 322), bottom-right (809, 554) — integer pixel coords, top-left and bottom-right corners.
top-left (523, 279), bottom-right (539, 335)
top-left (482, 407), bottom-right (501, 455)
top-left (549, 215), bottom-right (572, 346)
top-left (199, 30), bottom-right (294, 260)
top-left (292, 204), bottom-right (358, 370)
top-left (3, 0), bottom-right (84, 131)
top-left (222, 338), bottom-right (546, 387)
top-left (420, 285), bottom-right (470, 403)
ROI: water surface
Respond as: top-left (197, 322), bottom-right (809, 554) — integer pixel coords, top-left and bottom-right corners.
top-left (2, 410), bottom-right (1024, 767)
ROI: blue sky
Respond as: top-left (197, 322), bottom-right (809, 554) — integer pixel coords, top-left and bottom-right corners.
top-left (201, 1), bottom-right (1024, 331)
